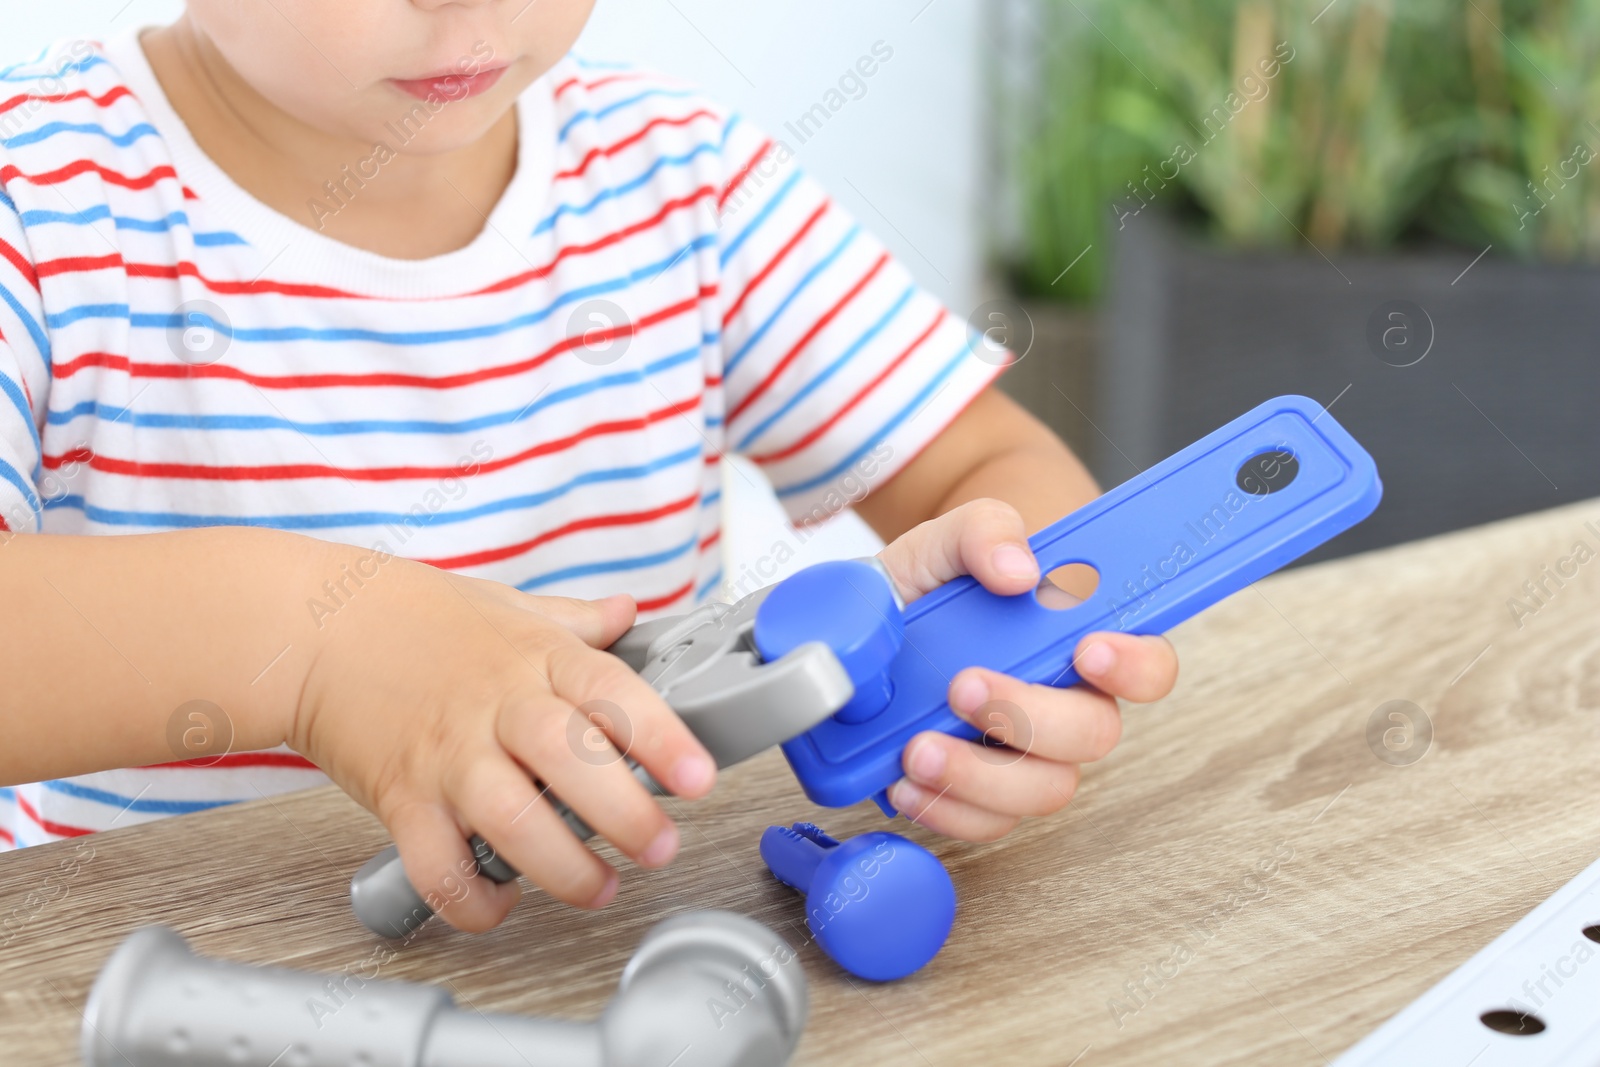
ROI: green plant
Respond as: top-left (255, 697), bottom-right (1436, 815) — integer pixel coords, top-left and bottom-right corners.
top-left (996, 0), bottom-right (1595, 302)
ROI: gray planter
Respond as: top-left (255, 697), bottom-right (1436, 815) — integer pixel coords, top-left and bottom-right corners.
top-left (1085, 213), bottom-right (1600, 563)
top-left (993, 302), bottom-right (1099, 465)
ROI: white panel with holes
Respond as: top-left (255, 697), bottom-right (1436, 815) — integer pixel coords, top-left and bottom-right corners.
top-left (1336, 854), bottom-right (1600, 1066)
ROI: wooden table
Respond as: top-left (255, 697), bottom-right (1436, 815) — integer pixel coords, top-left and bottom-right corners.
top-left (6, 498), bottom-right (1600, 1066)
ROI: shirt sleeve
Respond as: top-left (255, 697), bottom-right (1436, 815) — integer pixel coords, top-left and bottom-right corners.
top-left (0, 184), bottom-right (49, 534)
top-left (714, 115), bottom-right (1001, 526)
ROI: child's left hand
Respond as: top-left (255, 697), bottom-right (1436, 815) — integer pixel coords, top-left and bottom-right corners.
top-left (875, 499), bottom-right (1179, 841)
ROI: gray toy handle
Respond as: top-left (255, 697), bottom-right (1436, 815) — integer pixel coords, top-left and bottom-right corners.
top-left (350, 586), bottom-right (855, 939)
top-left (82, 911), bottom-right (808, 1067)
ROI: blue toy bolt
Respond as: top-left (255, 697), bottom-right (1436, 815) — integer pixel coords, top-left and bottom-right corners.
top-left (759, 822), bottom-right (956, 981)
top-left (753, 559), bottom-right (904, 725)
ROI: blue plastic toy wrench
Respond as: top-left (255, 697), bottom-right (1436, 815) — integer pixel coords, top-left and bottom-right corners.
top-left (756, 394), bottom-right (1383, 814)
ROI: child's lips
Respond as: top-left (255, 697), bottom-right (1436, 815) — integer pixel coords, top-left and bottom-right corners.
top-left (389, 65), bottom-right (507, 102)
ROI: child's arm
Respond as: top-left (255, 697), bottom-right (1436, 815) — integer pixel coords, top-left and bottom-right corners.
top-left (0, 526), bottom-right (717, 931)
top-left (853, 386), bottom-right (1100, 541)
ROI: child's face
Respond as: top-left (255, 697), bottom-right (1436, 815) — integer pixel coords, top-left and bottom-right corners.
top-left (184, 0), bottom-right (595, 151)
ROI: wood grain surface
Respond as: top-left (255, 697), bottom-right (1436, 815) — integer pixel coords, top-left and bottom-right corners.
top-left (5, 498), bottom-right (1600, 1066)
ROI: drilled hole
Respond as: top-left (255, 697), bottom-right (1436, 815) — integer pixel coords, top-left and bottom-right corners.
top-left (1236, 449), bottom-right (1299, 496)
top-left (1036, 562), bottom-right (1099, 610)
top-left (1479, 1009), bottom-right (1545, 1036)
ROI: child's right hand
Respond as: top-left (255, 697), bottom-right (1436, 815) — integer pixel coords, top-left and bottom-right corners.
top-left (289, 545), bottom-right (717, 932)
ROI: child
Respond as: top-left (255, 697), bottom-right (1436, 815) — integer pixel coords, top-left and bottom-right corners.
top-left (0, 1), bottom-right (1177, 931)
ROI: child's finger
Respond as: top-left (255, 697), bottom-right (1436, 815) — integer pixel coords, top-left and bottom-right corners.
top-left (885, 779), bottom-right (1020, 841)
top-left (948, 667), bottom-right (1123, 765)
top-left (527, 592), bottom-right (637, 649)
top-left (544, 639), bottom-right (717, 799)
top-left (447, 748), bottom-right (621, 911)
top-left (878, 498), bottom-right (1038, 601)
top-left (388, 798), bottom-right (520, 934)
top-left (495, 693), bottom-right (681, 870)
top-left (1073, 632), bottom-right (1179, 704)
top-left (898, 730), bottom-right (1082, 817)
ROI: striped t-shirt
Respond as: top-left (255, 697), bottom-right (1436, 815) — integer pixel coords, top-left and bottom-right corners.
top-left (0, 35), bottom-right (997, 849)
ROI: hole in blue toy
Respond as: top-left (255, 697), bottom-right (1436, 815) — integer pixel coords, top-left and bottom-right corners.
top-left (1036, 562), bottom-right (1099, 610)
top-left (1236, 449), bottom-right (1298, 496)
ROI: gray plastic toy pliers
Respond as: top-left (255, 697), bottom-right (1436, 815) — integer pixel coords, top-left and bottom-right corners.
top-left (350, 574), bottom-right (870, 938)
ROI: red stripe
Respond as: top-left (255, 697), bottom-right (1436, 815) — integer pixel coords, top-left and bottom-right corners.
top-left (699, 527), bottom-right (721, 551)
top-left (140, 752), bottom-right (320, 771)
top-left (16, 793), bottom-right (93, 839)
top-left (753, 307), bottom-right (946, 465)
top-left (475, 184), bottom-right (715, 286)
top-left (52, 290), bottom-right (708, 389)
top-left (635, 578), bottom-right (695, 613)
top-left (554, 71), bottom-right (653, 99)
top-left (0, 159), bottom-right (178, 191)
top-left (728, 251), bottom-right (890, 423)
top-left (0, 513), bottom-right (10, 533)
top-left (0, 824), bottom-right (13, 847)
top-left (34, 253), bottom-right (123, 278)
top-left (719, 139), bottom-right (774, 211)
top-left (0, 235), bottom-right (39, 292)
top-left (583, 72), bottom-right (652, 94)
top-left (0, 84), bottom-right (132, 117)
top-left (419, 493), bottom-right (700, 570)
top-left (555, 109), bottom-right (717, 181)
top-left (722, 201), bottom-right (828, 328)
top-left (33, 190), bottom-right (717, 304)
top-left (43, 394), bottom-right (703, 481)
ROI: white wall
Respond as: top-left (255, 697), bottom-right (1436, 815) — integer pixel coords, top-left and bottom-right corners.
top-left (4, 1), bottom-right (184, 58)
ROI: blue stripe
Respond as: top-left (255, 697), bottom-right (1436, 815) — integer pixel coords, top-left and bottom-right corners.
top-left (46, 302), bottom-right (127, 329)
top-left (700, 488), bottom-right (722, 508)
top-left (737, 283), bottom-right (915, 450)
top-left (0, 185), bottom-right (14, 212)
top-left (0, 371), bottom-right (43, 459)
top-left (0, 48), bottom-right (50, 80)
top-left (0, 280), bottom-right (51, 364)
top-left (534, 141), bottom-right (722, 236)
top-left (570, 55), bottom-right (634, 71)
top-left (40, 235), bottom-right (715, 347)
top-left (720, 168), bottom-right (803, 267)
top-left (0, 784), bottom-right (14, 801)
top-left (558, 88), bottom-right (699, 142)
top-left (696, 568), bottom-right (723, 602)
top-left (2, 121), bottom-right (159, 150)
top-left (46, 344), bottom-right (704, 434)
top-left (0, 55), bottom-right (105, 82)
top-left (41, 778), bottom-right (235, 816)
top-left (19, 203), bottom-right (248, 245)
top-left (45, 445), bottom-right (703, 530)
top-left (777, 338), bottom-right (973, 498)
top-left (517, 532), bottom-right (699, 591)
top-left (725, 225), bottom-right (859, 377)
top-left (0, 455), bottom-right (40, 522)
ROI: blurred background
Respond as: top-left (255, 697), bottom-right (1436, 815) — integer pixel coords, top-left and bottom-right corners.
top-left (986, 0), bottom-right (1600, 563)
top-left (11, 0), bottom-right (1597, 567)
